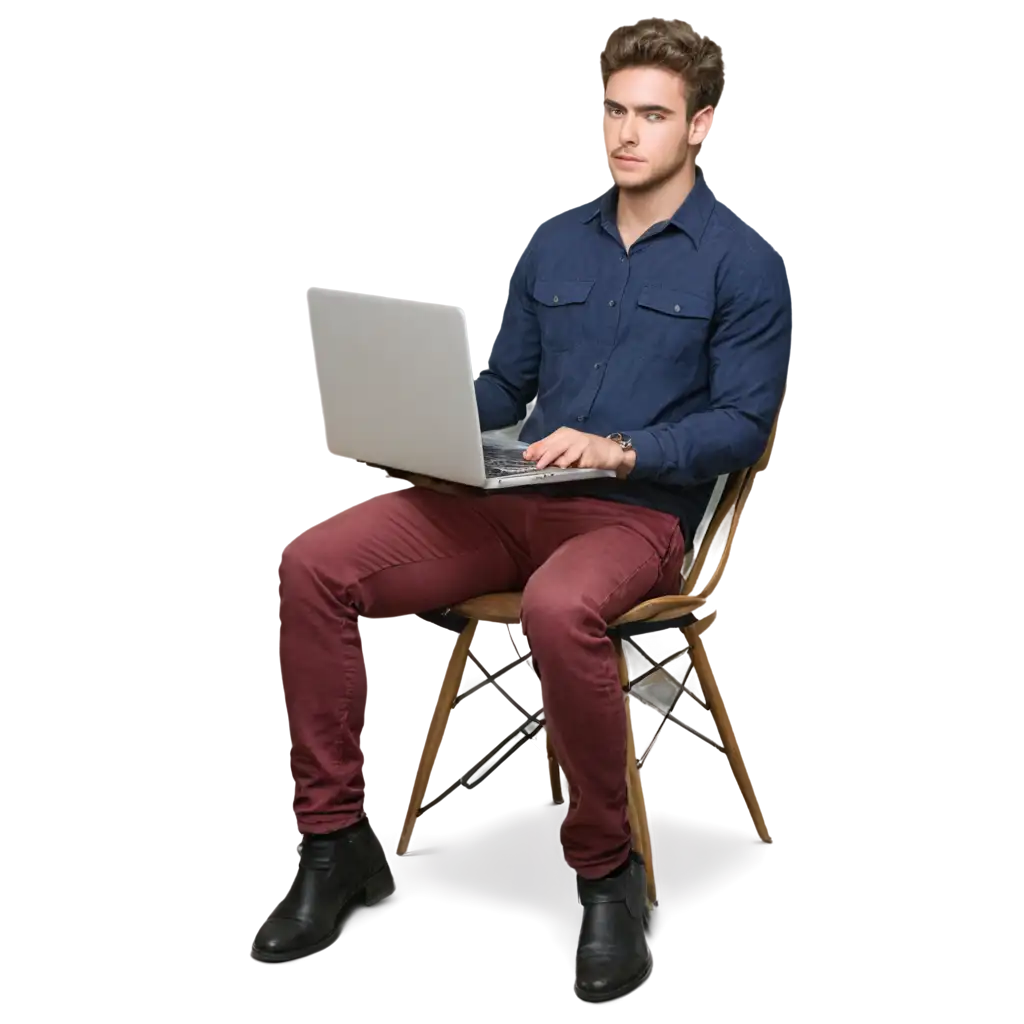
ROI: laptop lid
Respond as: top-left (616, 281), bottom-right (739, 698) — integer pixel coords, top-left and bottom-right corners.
top-left (307, 286), bottom-right (492, 486)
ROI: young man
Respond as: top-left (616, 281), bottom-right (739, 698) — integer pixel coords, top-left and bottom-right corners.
top-left (251, 17), bottom-right (791, 1003)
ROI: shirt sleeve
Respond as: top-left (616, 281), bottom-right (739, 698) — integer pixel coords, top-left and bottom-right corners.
top-left (474, 234), bottom-right (542, 431)
top-left (627, 246), bottom-right (792, 486)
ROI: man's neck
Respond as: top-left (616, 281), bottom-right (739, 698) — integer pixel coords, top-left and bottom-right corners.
top-left (616, 160), bottom-right (697, 243)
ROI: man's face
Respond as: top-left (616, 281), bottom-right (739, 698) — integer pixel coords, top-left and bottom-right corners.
top-left (603, 66), bottom-right (709, 193)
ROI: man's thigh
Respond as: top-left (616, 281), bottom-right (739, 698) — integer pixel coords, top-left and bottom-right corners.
top-left (281, 488), bottom-right (534, 618)
top-left (522, 497), bottom-right (686, 625)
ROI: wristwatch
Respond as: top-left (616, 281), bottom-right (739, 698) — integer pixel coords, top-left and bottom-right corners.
top-left (606, 432), bottom-right (634, 452)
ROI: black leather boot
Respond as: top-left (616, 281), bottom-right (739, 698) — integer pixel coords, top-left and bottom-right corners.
top-left (574, 850), bottom-right (653, 1001)
top-left (251, 815), bottom-right (395, 962)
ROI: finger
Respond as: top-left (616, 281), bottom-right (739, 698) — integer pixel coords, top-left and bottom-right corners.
top-left (555, 444), bottom-right (588, 468)
top-left (536, 445), bottom-right (567, 470)
top-left (524, 436), bottom-right (552, 461)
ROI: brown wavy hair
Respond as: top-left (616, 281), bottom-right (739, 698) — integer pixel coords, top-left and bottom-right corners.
top-left (600, 18), bottom-right (724, 120)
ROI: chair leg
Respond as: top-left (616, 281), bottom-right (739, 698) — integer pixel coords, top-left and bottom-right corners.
top-left (614, 639), bottom-right (657, 907)
top-left (544, 733), bottom-right (569, 802)
top-left (683, 625), bottom-right (773, 843)
top-left (397, 618), bottom-right (478, 855)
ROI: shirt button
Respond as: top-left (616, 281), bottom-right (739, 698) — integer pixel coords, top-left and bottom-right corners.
top-left (594, 362), bottom-right (601, 369)
top-left (608, 299), bottom-right (616, 307)
top-left (577, 415), bottom-right (585, 422)
top-left (620, 255), bottom-right (626, 261)
top-left (553, 295), bottom-right (559, 303)
top-left (673, 304), bottom-right (680, 312)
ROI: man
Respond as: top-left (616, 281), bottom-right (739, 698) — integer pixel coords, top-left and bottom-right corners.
top-left (251, 16), bottom-right (791, 1003)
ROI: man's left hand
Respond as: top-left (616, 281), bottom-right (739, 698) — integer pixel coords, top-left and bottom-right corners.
top-left (522, 428), bottom-right (637, 480)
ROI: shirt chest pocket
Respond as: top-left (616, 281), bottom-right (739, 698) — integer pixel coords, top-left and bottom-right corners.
top-left (634, 285), bottom-right (713, 359)
top-left (532, 278), bottom-right (596, 351)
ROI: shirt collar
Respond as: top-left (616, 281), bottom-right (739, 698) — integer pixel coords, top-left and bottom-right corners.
top-left (580, 163), bottom-right (715, 247)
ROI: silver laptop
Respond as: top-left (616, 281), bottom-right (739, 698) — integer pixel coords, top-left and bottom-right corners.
top-left (306, 287), bottom-right (618, 489)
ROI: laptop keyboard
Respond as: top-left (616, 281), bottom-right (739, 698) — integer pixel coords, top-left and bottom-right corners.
top-left (482, 442), bottom-right (543, 478)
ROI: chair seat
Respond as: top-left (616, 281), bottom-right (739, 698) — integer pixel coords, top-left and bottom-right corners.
top-left (450, 591), bottom-right (706, 627)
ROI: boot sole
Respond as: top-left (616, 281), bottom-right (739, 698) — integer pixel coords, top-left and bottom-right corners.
top-left (574, 951), bottom-right (653, 1002)
top-left (250, 863), bottom-right (396, 963)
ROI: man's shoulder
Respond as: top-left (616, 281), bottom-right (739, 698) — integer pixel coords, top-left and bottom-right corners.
top-left (705, 197), bottom-right (784, 272)
top-left (523, 193), bottom-right (606, 248)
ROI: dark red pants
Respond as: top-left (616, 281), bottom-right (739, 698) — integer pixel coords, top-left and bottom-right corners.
top-left (278, 487), bottom-right (685, 880)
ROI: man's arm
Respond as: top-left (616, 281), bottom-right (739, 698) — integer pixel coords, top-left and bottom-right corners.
top-left (474, 235), bottom-right (541, 431)
top-left (627, 247), bottom-right (792, 486)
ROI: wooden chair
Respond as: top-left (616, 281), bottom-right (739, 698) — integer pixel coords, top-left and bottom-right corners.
top-left (369, 403), bottom-right (783, 910)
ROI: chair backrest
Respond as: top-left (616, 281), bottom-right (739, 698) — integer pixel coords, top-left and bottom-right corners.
top-left (680, 474), bottom-right (729, 584)
top-left (680, 393), bottom-right (784, 599)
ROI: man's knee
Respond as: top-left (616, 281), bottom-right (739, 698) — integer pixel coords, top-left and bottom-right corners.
top-left (278, 489), bottom-right (401, 598)
top-left (280, 529), bottom-right (317, 576)
top-left (521, 577), bottom-right (592, 648)
top-left (279, 522), bottom-right (346, 589)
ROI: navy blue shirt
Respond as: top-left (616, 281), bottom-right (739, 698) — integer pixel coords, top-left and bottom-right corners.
top-left (473, 165), bottom-right (791, 551)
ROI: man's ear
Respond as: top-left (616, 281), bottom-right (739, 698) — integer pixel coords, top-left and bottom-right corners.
top-left (689, 105), bottom-right (714, 147)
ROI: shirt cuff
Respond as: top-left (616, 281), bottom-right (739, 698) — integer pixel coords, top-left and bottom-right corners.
top-left (627, 429), bottom-right (662, 479)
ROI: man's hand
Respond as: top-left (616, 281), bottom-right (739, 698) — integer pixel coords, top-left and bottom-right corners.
top-left (522, 428), bottom-right (637, 480)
